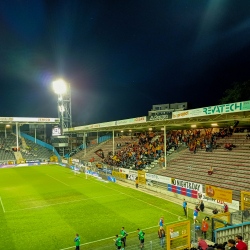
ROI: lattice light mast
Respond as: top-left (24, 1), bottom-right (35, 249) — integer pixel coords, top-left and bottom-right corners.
top-left (52, 79), bottom-right (72, 134)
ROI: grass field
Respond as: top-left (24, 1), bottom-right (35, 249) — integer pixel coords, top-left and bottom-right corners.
top-left (0, 164), bottom-right (210, 250)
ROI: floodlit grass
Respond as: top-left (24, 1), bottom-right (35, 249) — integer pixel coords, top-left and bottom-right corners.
top-left (0, 165), bottom-right (210, 250)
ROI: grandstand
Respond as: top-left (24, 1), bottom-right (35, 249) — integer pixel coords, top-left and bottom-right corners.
top-left (157, 132), bottom-right (250, 202)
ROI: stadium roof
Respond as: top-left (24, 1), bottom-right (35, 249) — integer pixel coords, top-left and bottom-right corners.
top-left (64, 100), bottom-right (250, 133)
top-left (0, 117), bottom-right (60, 125)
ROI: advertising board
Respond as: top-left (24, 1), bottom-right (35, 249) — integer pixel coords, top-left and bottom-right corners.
top-left (205, 185), bottom-right (232, 203)
top-left (145, 173), bottom-right (171, 184)
top-left (171, 178), bottom-right (202, 192)
top-left (198, 193), bottom-right (239, 210)
top-left (147, 113), bottom-right (172, 121)
top-left (172, 100), bottom-right (250, 119)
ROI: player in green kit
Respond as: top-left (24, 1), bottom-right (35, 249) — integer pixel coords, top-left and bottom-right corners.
top-left (115, 235), bottom-right (122, 250)
top-left (74, 234), bottom-right (80, 250)
top-left (121, 227), bottom-right (128, 248)
top-left (137, 229), bottom-right (145, 250)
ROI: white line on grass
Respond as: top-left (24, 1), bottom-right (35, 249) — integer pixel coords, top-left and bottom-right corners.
top-left (59, 219), bottom-right (185, 250)
top-left (47, 165), bottom-right (185, 220)
top-left (5, 194), bottom-right (119, 213)
top-left (89, 177), bottom-right (184, 220)
top-left (0, 196), bottom-right (5, 213)
top-left (46, 174), bottom-right (70, 186)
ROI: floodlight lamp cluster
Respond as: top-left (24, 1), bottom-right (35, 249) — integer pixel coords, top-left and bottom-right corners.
top-left (53, 79), bottom-right (67, 95)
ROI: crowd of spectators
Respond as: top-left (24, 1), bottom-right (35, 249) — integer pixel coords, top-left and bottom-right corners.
top-left (102, 131), bottom-right (185, 169)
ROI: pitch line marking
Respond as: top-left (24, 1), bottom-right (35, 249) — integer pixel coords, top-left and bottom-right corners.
top-left (5, 194), bottom-right (119, 213)
top-left (59, 219), bottom-right (185, 250)
top-left (89, 177), bottom-right (183, 219)
top-left (0, 196), bottom-right (5, 213)
top-left (46, 174), bottom-right (70, 186)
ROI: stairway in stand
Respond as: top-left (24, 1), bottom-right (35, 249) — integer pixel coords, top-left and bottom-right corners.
top-left (14, 151), bottom-right (23, 160)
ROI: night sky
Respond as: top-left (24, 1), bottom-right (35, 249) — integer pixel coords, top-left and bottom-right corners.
top-left (1, 0), bottom-right (250, 125)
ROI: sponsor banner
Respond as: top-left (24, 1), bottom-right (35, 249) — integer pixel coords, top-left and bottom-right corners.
top-left (147, 113), bottom-right (172, 121)
top-left (205, 185), bottom-right (232, 203)
top-left (198, 193), bottom-right (239, 210)
top-left (108, 176), bottom-right (116, 183)
top-left (133, 116), bottom-right (146, 123)
top-left (119, 168), bottom-right (130, 174)
top-left (115, 116), bottom-right (146, 125)
top-left (145, 173), bottom-right (171, 184)
top-left (173, 100), bottom-right (250, 119)
top-left (98, 168), bottom-right (112, 175)
top-left (127, 174), bottom-right (137, 181)
top-left (171, 178), bottom-right (202, 192)
top-left (62, 159), bottom-right (68, 164)
top-left (0, 117), bottom-right (59, 123)
top-left (86, 170), bottom-right (99, 177)
top-left (168, 184), bottom-right (198, 199)
top-left (26, 160), bottom-right (40, 163)
top-left (72, 159), bottom-right (80, 163)
top-left (74, 125), bottom-right (89, 131)
top-left (129, 170), bottom-right (138, 175)
top-left (112, 171), bottom-right (127, 179)
top-left (99, 121), bottom-right (116, 128)
top-left (88, 124), bottom-right (99, 129)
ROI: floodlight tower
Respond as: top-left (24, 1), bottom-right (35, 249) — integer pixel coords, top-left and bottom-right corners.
top-left (52, 79), bottom-right (72, 134)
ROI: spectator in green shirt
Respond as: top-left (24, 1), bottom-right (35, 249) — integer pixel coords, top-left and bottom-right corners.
top-left (121, 227), bottom-right (127, 248)
top-left (74, 234), bottom-right (80, 250)
top-left (115, 235), bottom-right (122, 250)
top-left (137, 229), bottom-right (145, 250)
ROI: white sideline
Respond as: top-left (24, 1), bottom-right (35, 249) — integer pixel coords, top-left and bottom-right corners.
top-left (5, 194), bottom-right (118, 212)
top-left (59, 219), bottom-right (184, 250)
top-left (46, 174), bottom-right (70, 186)
top-left (89, 177), bottom-right (184, 221)
top-left (0, 196), bottom-right (5, 213)
top-left (48, 165), bottom-right (184, 220)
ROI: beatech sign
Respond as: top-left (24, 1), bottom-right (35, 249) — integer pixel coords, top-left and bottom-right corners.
top-left (147, 113), bottom-right (172, 121)
top-left (172, 100), bottom-right (250, 119)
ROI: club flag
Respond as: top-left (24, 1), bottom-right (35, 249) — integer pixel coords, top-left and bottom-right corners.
top-left (95, 149), bottom-right (104, 159)
top-left (112, 155), bottom-right (117, 160)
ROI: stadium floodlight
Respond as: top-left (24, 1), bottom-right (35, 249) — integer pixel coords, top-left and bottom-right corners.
top-left (129, 129), bottom-right (132, 132)
top-left (191, 125), bottom-right (196, 128)
top-left (212, 123), bottom-right (218, 126)
top-left (149, 127), bottom-right (152, 131)
top-left (121, 130), bottom-right (124, 133)
top-left (6, 125), bottom-right (10, 127)
top-left (52, 79), bottom-right (67, 95)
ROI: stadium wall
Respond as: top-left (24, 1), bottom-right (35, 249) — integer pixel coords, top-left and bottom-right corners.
top-left (116, 178), bottom-right (239, 212)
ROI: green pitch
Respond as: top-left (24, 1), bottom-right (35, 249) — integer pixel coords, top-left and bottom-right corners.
top-left (0, 164), bottom-right (209, 250)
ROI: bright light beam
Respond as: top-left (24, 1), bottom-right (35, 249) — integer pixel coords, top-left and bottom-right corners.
top-left (52, 79), bottom-right (67, 95)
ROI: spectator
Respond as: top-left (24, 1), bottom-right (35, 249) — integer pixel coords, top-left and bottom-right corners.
top-left (228, 239), bottom-right (238, 250)
top-left (199, 201), bottom-right (205, 212)
top-left (208, 166), bottom-right (213, 175)
top-left (221, 203), bottom-right (228, 213)
top-left (201, 219), bottom-right (208, 239)
top-left (158, 226), bottom-right (166, 248)
top-left (235, 236), bottom-right (248, 250)
top-left (198, 237), bottom-right (208, 250)
top-left (217, 244), bottom-right (225, 250)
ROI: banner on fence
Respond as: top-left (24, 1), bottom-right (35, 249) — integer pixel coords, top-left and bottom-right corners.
top-left (198, 193), bottom-right (239, 210)
top-left (108, 176), bottom-right (116, 183)
top-left (17, 159), bottom-right (25, 164)
top-left (112, 171), bottom-right (127, 179)
top-left (205, 185), bottom-right (232, 203)
top-left (145, 173), bottom-right (171, 184)
top-left (119, 168), bottom-right (130, 174)
top-left (171, 178), bottom-right (202, 192)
